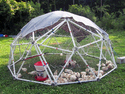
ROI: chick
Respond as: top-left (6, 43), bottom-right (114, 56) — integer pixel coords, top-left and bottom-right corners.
top-left (53, 75), bottom-right (58, 79)
top-left (81, 71), bottom-right (86, 75)
top-left (17, 73), bottom-right (22, 78)
top-left (102, 67), bottom-right (108, 71)
top-left (94, 71), bottom-right (98, 76)
top-left (99, 70), bottom-right (104, 75)
top-left (85, 68), bottom-right (90, 72)
top-left (66, 74), bottom-right (71, 79)
top-left (107, 63), bottom-right (114, 69)
top-left (28, 71), bottom-right (37, 75)
top-left (101, 63), bottom-right (106, 67)
top-left (60, 53), bottom-right (63, 56)
top-left (65, 69), bottom-right (73, 74)
top-left (106, 60), bottom-right (112, 65)
top-left (74, 72), bottom-right (80, 78)
top-left (96, 64), bottom-right (99, 67)
top-left (70, 60), bottom-right (76, 67)
top-left (98, 73), bottom-right (102, 78)
top-left (89, 72), bottom-right (93, 75)
top-left (83, 75), bottom-right (88, 80)
top-left (90, 67), bottom-right (95, 71)
top-left (63, 78), bottom-right (68, 83)
top-left (22, 68), bottom-right (27, 72)
top-left (44, 79), bottom-right (51, 84)
top-left (78, 78), bottom-right (83, 81)
top-left (70, 75), bottom-right (77, 81)
top-left (54, 70), bottom-right (58, 75)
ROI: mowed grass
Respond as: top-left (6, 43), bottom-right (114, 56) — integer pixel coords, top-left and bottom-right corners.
top-left (0, 31), bottom-right (125, 94)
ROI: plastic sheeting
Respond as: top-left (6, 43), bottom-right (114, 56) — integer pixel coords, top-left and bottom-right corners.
top-left (19, 11), bottom-right (108, 37)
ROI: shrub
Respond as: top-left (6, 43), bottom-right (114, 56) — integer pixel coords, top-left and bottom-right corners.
top-left (28, 1), bottom-right (44, 18)
top-left (96, 12), bottom-right (115, 30)
top-left (113, 9), bottom-right (125, 30)
top-left (68, 4), bottom-right (97, 22)
top-left (96, 8), bottom-right (125, 31)
top-left (0, 0), bottom-right (12, 34)
top-left (0, 0), bottom-right (44, 35)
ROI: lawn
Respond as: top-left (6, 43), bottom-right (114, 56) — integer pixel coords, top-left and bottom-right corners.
top-left (0, 31), bottom-right (125, 94)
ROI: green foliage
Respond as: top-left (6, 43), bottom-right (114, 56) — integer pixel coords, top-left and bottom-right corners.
top-left (0, 0), bottom-right (44, 35)
top-left (28, 1), bottom-right (44, 18)
top-left (96, 12), bottom-right (115, 30)
top-left (93, 4), bottom-right (110, 18)
top-left (0, 0), bottom-right (12, 34)
top-left (113, 9), bottom-right (125, 30)
top-left (68, 4), bottom-right (97, 22)
top-left (96, 8), bottom-right (125, 31)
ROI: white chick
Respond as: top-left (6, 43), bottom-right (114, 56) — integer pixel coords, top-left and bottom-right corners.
top-left (63, 78), bottom-right (68, 83)
top-left (85, 68), bottom-right (90, 72)
top-left (58, 77), bottom-right (63, 83)
top-left (81, 71), bottom-right (86, 75)
top-left (61, 72), bottom-right (65, 78)
top-left (53, 75), bottom-right (58, 79)
top-left (28, 71), bottom-right (37, 75)
top-left (86, 75), bottom-right (90, 80)
top-left (65, 69), bottom-right (73, 74)
top-left (90, 75), bottom-right (96, 79)
top-left (44, 79), bottom-right (51, 84)
top-left (102, 67), bottom-right (108, 71)
top-left (95, 70), bottom-right (104, 75)
top-left (70, 75), bottom-right (77, 81)
top-left (66, 74), bottom-right (71, 79)
top-left (62, 72), bottom-right (68, 78)
top-left (70, 60), bottom-right (76, 67)
top-left (89, 72), bottom-right (93, 75)
top-left (106, 60), bottom-right (112, 65)
top-left (75, 72), bottom-right (80, 78)
top-left (101, 63), bottom-right (106, 67)
top-left (99, 70), bottom-right (104, 75)
top-left (63, 73), bottom-right (68, 78)
top-left (98, 73), bottom-right (102, 78)
top-left (96, 64), bottom-right (99, 67)
top-left (67, 77), bottom-right (70, 82)
top-left (94, 71), bottom-right (98, 76)
top-left (54, 70), bottom-right (58, 75)
top-left (66, 62), bottom-right (70, 67)
top-left (78, 78), bottom-right (83, 81)
top-left (107, 63), bottom-right (114, 69)
top-left (82, 74), bottom-right (86, 79)
top-left (69, 71), bottom-right (73, 75)
top-left (22, 68), bottom-right (27, 72)
top-left (81, 74), bottom-right (85, 78)
top-left (82, 75), bottom-right (87, 80)
top-left (60, 53), bottom-right (63, 56)
top-left (88, 75), bottom-right (94, 80)
top-left (60, 78), bottom-right (67, 83)
top-left (57, 80), bottom-right (60, 83)
top-left (90, 67), bottom-right (95, 71)
top-left (17, 73), bottom-right (22, 78)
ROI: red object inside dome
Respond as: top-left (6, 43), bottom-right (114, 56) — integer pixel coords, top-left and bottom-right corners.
top-left (34, 61), bottom-right (48, 66)
top-left (35, 75), bottom-right (48, 81)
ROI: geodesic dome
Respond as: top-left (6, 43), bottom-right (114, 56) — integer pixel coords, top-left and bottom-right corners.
top-left (8, 11), bottom-right (117, 86)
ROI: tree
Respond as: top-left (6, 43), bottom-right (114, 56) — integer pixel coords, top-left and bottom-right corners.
top-left (0, 0), bottom-right (12, 34)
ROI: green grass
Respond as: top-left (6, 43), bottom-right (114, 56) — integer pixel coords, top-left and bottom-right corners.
top-left (0, 31), bottom-right (125, 94)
